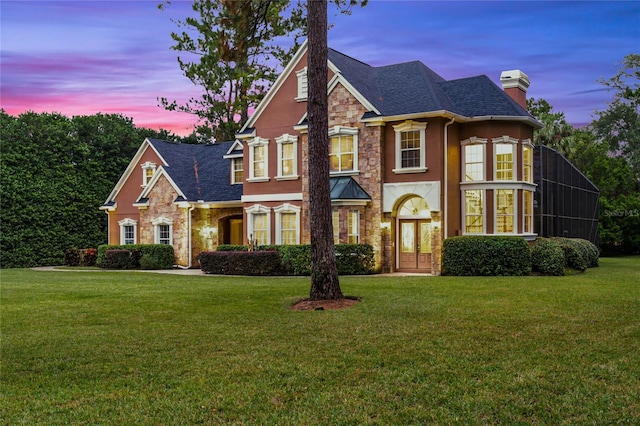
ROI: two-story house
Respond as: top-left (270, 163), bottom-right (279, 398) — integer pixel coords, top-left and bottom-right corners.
top-left (103, 41), bottom-right (598, 273)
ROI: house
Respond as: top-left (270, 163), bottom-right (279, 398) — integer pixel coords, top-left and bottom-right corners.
top-left (103, 40), bottom-right (597, 273)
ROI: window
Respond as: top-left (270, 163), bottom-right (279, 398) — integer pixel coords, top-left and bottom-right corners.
top-left (248, 137), bottom-right (269, 181)
top-left (461, 137), bottom-right (487, 182)
top-left (274, 203), bottom-right (300, 245)
top-left (231, 157), bottom-right (243, 184)
top-left (246, 204), bottom-right (271, 245)
top-left (464, 189), bottom-right (484, 234)
top-left (496, 189), bottom-right (515, 233)
top-left (141, 162), bottom-right (156, 186)
top-left (523, 190), bottom-right (534, 233)
top-left (328, 126), bottom-right (358, 174)
top-left (493, 136), bottom-right (518, 181)
top-left (332, 209), bottom-right (340, 244)
top-left (275, 134), bottom-right (298, 179)
top-left (296, 67), bottom-right (307, 101)
top-left (522, 140), bottom-right (533, 183)
top-left (118, 218), bottom-right (137, 244)
top-left (393, 121), bottom-right (427, 173)
top-left (348, 210), bottom-right (360, 244)
top-left (152, 217), bottom-right (173, 245)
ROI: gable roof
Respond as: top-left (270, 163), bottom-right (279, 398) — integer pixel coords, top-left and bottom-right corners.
top-left (146, 139), bottom-right (242, 203)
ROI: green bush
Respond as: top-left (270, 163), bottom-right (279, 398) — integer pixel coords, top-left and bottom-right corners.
top-left (531, 239), bottom-right (565, 276)
top-left (335, 244), bottom-right (375, 275)
top-left (216, 245), bottom-right (248, 252)
top-left (442, 236), bottom-right (531, 276)
top-left (199, 251), bottom-right (283, 275)
top-left (551, 238), bottom-right (587, 272)
top-left (104, 249), bottom-right (133, 269)
top-left (64, 248), bottom-right (81, 266)
top-left (277, 245), bottom-right (312, 275)
top-left (97, 244), bottom-right (174, 269)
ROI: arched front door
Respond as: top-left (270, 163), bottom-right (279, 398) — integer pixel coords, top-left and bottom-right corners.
top-left (397, 196), bottom-right (432, 272)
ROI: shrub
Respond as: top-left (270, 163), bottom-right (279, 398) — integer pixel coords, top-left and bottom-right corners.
top-left (199, 251), bottom-right (283, 275)
top-left (104, 249), bottom-right (133, 269)
top-left (139, 254), bottom-right (160, 270)
top-left (335, 244), bottom-right (375, 275)
top-left (551, 238), bottom-right (587, 272)
top-left (64, 248), bottom-right (81, 266)
top-left (553, 237), bottom-right (599, 268)
top-left (97, 244), bottom-right (175, 269)
top-left (277, 245), bottom-right (312, 275)
top-left (216, 245), bottom-right (248, 252)
top-left (531, 239), bottom-right (565, 276)
top-left (442, 236), bottom-right (531, 276)
top-left (80, 248), bottom-right (97, 267)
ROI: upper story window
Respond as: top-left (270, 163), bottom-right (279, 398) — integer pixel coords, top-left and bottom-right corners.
top-left (275, 134), bottom-right (298, 180)
top-left (246, 204), bottom-right (271, 246)
top-left (151, 217), bottom-right (173, 245)
top-left (461, 137), bottom-right (487, 182)
top-left (522, 139), bottom-right (533, 183)
top-left (328, 126), bottom-right (358, 174)
top-left (231, 157), bottom-right (244, 184)
top-left (296, 67), bottom-right (308, 101)
top-left (248, 137), bottom-right (269, 182)
top-left (118, 218), bottom-right (137, 244)
top-left (141, 161), bottom-right (156, 187)
top-left (393, 121), bottom-right (427, 173)
top-left (493, 136), bottom-right (518, 181)
top-left (274, 203), bottom-right (301, 245)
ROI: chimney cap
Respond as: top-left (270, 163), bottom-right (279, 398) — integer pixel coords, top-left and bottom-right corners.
top-left (500, 69), bottom-right (530, 91)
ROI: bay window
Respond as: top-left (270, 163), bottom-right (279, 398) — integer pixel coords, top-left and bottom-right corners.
top-left (464, 189), bottom-right (484, 234)
top-left (493, 136), bottom-right (518, 181)
top-left (461, 137), bottom-right (487, 182)
top-left (496, 189), bottom-right (515, 233)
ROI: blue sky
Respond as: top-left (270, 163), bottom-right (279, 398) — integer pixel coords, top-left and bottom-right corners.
top-left (2, 0), bottom-right (638, 135)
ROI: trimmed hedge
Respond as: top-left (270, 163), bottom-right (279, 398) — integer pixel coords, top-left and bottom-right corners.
top-left (64, 248), bottom-right (97, 267)
top-left (531, 239), bottom-right (565, 276)
top-left (205, 244), bottom-right (375, 276)
top-left (104, 249), bottom-right (133, 269)
top-left (552, 237), bottom-right (599, 269)
top-left (199, 251), bottom-right (283, 275)
top-left (442, 236), bottom-right (531, 276)
top-left (96, 244), bottom-right (175, 269)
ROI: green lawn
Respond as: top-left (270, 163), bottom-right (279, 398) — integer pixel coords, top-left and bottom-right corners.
top-left (2, 257), bottom-right (639, 425)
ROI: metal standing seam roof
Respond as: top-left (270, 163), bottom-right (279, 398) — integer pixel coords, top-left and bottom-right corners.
top-left (329, 176), bottom-right (371, 201)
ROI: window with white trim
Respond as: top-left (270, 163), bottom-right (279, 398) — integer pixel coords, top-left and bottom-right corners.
top-left (328, 126), bottom-right (358, 174)
top-left (522, 140), bottom-right (533, 183)
top-left (493, 136), bottom-right (518, 181)
top-left (523, 190), bottom-right (534, 234)
top-left (231, 157), bottom-right (243, 184)
top-left (296, 67), bottom-right (308, 101)
top-left (393, 121), bottom-right (427, 173)
top-left (332, 209), bottom-right (340, 244)
top-left (152, 217), bottom-right (173, 245)
top-left (246, 204), bottom-right (271, 245)
top-left (348, 210), bottom-right (360, 244)
top-left (464, 189), bottom-right (484, 234)
top-left (496, 189), bottom-right (515, 233)
top-left (461, 137), bottom-right (487, 182)
top-left (275, 134), bottom-right (298, 179)
top-left (248, 137), bottom-right (269, 181)
top-left (118, 218), bottom-right (137, 244)
top-left (141, 161), bottom-right (156, 186)
top-left (274, 203), bottom-right (300, 245)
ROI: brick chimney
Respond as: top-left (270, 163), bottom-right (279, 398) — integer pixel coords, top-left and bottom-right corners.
top-left (500, 70), bottom-right (530, 110)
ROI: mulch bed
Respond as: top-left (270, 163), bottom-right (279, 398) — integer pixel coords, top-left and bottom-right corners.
top-left (291, 296), bottom-right (361, 311)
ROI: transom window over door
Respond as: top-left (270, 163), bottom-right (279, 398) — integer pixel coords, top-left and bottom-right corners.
top-left (328, 126), bottom-right (358, 174)
top-left (393, 121), bottom-right (427, 173)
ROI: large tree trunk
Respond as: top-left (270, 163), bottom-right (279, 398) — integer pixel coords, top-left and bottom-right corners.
top-left (307, 0), bottom-right (343, 300)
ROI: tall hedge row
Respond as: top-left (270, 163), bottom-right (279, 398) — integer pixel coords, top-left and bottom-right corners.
top-left (442, 236), bottom-right (532, 276)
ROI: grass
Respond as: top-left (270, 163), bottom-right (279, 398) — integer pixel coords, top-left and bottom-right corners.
top-left (1, 257), bottom-right (639, 425)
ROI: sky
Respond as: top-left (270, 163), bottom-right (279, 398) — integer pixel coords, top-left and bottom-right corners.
top-left (1, 1), bottom-right (639, 136)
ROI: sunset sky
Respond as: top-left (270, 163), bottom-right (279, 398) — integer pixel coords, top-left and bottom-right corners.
top-left (2, 1), bottom-right (638, 136)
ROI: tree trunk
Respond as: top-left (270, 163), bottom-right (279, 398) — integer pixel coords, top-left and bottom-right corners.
top-left (307, 0), bottom-right (342, 300)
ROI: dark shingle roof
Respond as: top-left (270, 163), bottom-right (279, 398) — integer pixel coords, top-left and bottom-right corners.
top-left (147, 139), bottom-right (242, 202)
top-left (328, 49), bottom-right (533, 119)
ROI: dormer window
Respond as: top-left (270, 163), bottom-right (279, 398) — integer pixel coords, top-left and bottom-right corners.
top-left (141, 162), bottom-right (156, 187)
top-left (296, 67), bottom-right (308, 101)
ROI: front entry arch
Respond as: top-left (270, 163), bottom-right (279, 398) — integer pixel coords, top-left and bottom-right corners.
top-left (396, 196), bottom-right (432, 272)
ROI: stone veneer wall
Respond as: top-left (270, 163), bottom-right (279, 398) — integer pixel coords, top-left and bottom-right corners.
top-left (191, 207), bottom-right (243, 266)
top-left (301, 83), bottom-right (387, 272)
top-left (138, 175), bottom-right (189, 266)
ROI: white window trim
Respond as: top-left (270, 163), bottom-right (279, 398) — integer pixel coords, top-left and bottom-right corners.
top-left (274, 203), bottom-right (301, 245)
top-left (230, 156), bottom-right (244, 185)
top-left (247, 137), bottom-right (269, 182)
top-left (462, 188), bottom-right (486, 235)
top-left (141, 161), bottom-right (156, 187)
top-left (348, 209), bottom-right (360, 244)
top-left (522, 138), bottom-right (534, 183)
top-left (494, 188), bottom-right (518, 235)
top-left (295, 67), bottom-right (308, 101)
top-left (461, 137), bottom-right (488, 183)
top-left (151, 217), bottom-right (173, 245)
top-left (245, 204), bottom-right (271, 245)
top-left (275, 134), bottom-right (299, 180)
top-left (523, 189), bottom-right (535, 235)
top-left (118, 218), bottom-right (137, 244)
top-left (393, 120), bottom-right (427, 174)
top-left (328, 125), bottom-right (359, 175)
top-left (492, 136), bottom-right (518, 181)
top-left (332, 209), bottom-right (340, 244)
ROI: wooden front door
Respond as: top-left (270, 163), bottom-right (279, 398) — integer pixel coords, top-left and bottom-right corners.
top-left (398, 219), bottom-right (432, 271)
